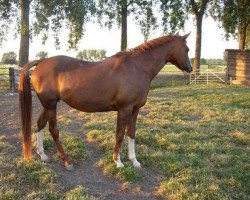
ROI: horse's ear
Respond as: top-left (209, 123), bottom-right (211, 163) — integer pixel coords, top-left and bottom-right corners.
top-left (182, 32), bottom-right (191, 40)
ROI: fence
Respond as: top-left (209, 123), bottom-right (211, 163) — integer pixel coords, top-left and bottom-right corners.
top-left (0, 67), bottom-right (21, 92)
top-left (190, 69), bottom-right (227, 84)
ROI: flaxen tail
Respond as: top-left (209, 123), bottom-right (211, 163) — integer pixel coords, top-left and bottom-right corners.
top-left (18, 60), bottom-right (39, 159)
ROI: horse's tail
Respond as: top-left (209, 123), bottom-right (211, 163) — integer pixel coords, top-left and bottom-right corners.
top-left (18, 60), bottom-right (39, 159)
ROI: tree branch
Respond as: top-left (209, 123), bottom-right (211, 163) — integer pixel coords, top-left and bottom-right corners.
top-left (127, 0), bottom-right (134, 7)
top-left (200, 0), bottom-right (209, 14)
top-left (190, 0), bottom-right (198, 14)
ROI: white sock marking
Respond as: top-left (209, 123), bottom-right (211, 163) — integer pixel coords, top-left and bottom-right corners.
top-left (36, 130), bottom-right (49, 161)
top-left (114, 154), bottom-right (124, 168)
top-left (128, 137), bottom-right (141, 168)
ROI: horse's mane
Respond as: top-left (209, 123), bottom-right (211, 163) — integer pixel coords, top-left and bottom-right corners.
top-left (117, 35), bottom-right (178, 56)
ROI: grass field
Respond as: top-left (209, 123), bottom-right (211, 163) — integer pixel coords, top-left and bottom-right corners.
top-left (0, 72), bottom-right (249, 199)
top-left (84, 83), bottom-right (250, 199)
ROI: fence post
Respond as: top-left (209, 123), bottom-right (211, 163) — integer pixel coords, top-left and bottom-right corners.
top-left (9, 67), bottom-right (15, 92)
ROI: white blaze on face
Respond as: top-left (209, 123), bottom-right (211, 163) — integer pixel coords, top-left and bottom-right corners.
top-left (36, 129), bottom-right (49, 161)
top-left (128, 137), bottom-right (141, 168)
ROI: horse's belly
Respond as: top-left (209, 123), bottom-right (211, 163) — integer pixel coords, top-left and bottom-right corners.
top-left (62, 96), bottom-right (117, 113)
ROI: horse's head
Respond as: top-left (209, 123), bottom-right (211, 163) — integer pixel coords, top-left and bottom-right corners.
top-left (168, 33), bottom-right (192, 73)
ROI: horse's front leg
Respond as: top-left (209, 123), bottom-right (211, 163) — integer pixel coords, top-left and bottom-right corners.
top-left (127, 108), bottom-right (141, 168)
top-left (113, 107), bottom-right (132, 168)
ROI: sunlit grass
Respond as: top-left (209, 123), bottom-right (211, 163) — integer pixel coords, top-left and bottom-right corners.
top-left (0, 138), bottom-right (98, 199)
top-left (65, 185), bottom-right (99, 200)
top-left (81, 83), bottom-right (250, 199)
top-left (0, 141), bottom-right (61, 199)
top-left (1, 73), bottom-right (249, 199)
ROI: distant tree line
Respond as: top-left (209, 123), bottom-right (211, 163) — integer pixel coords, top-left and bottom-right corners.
top-left (1, 51), bottom-right (17, 64)
top-left (76, 49), bottom-right (106, 61)
top-left (1, 49), bottom-right (106, 64)
top-left (190, 58), bottom-right (226, 66)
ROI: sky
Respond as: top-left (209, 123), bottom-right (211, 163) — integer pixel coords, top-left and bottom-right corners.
top-left (0, 15), bottom-right (239, 61)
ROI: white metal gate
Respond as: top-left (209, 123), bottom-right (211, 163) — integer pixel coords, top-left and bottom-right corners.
top-left (190, 69), bottom-right (227, 84)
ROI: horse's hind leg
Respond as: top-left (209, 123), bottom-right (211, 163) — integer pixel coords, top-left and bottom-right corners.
top-left (36, 109), bottom-right (49, 161)
top-left (47, 108), bottom-right (74, 171)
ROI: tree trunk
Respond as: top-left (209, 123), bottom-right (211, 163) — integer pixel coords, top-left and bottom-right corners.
top-left (19, 0), bottom-right (30, 68)
top-left (121, 0), bottom-right (128, 51)
top-left (239, 25), bottom-right (247, 50)
top-left (193, 13), bottom-right (203, 74)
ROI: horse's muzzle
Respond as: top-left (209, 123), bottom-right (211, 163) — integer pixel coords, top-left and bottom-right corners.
top-left (185, 59), bottom-right (193, 73)
top-left (185, 66), bottom-right (193, 73)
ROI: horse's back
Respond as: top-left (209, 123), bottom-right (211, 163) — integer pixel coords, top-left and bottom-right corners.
top-left (31, 56), bottom-right (95, 105)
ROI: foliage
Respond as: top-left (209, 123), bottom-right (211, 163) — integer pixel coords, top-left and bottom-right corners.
top-left (76, 49), bottom-right (106, 61)
top-left (96, 0), bottom-right (158, 46)
top-left (1, 51), bottom-right (17, 64)
top-left (159, 0), bottom-right (189, 34)
top-left (0, 0), bottom-right (96, 50)
top-left (32, 0), bottom-right (96, 49)
top-left (211, 0), bottom-right (250, 49)
top-left (35, 51), bottom-right (48, 60)
top-left (0, 0), bottom-right (17, 45)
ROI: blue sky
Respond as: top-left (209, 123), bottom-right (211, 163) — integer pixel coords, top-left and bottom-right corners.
top-left (0, 15), bottom-right (238, 60)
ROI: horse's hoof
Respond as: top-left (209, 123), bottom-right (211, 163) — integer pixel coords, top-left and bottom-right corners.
top-left (41, 155), bottom-right (49, 162)
top-left (133, 162), bottom-right (142, 169)
top-left (133, 161), bottom-right (142, 169)
top-left (65, 164), bottom-right (74, 171)
top-left (115, 161), bottom-right (124, 168)
top-left (116, 163), bottom-right (125, 168)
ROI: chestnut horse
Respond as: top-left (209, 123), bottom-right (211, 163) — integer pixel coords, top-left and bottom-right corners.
top-left (19, 34), bottom-right (192, 170)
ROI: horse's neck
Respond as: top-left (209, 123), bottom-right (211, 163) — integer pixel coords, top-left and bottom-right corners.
top-left (136, 46), bottom-right (171, 81)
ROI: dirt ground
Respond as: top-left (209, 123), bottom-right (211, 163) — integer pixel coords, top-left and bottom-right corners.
top-left (0, 92), bottom-right (164, 200)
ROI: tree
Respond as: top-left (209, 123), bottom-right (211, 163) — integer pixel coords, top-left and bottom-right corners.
top-left (1, 51), bottom-right (17, 64)
top-left (0, 0), bottom-right (96, 67)
top-left (19, 0), bottom-right (30, 68)
top-left (160, 0), bottom-right (210, 74)
top-left (211, 0), bottom-right (250, 50)
top-left (246, 24), bottom-right (250, 49)
top-left (35, 51), bottom-right (48, 59)
top-left (0, 0), bottom-right (17, 45)
top-left (97, 0), bottom-right (157, 51)
top-left (76, 49), bottom-right (107, 61)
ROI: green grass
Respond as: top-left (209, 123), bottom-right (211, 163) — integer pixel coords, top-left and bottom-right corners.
top-left (0, 136), bottom-right (97, 200)
top-left (1, 71), bottom-right (249, 199)
top-left (82, 83), bottom-right (249, 199)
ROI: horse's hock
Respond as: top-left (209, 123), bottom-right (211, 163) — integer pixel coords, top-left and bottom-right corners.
top-left (226, 49), bottom-right (250, 86)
